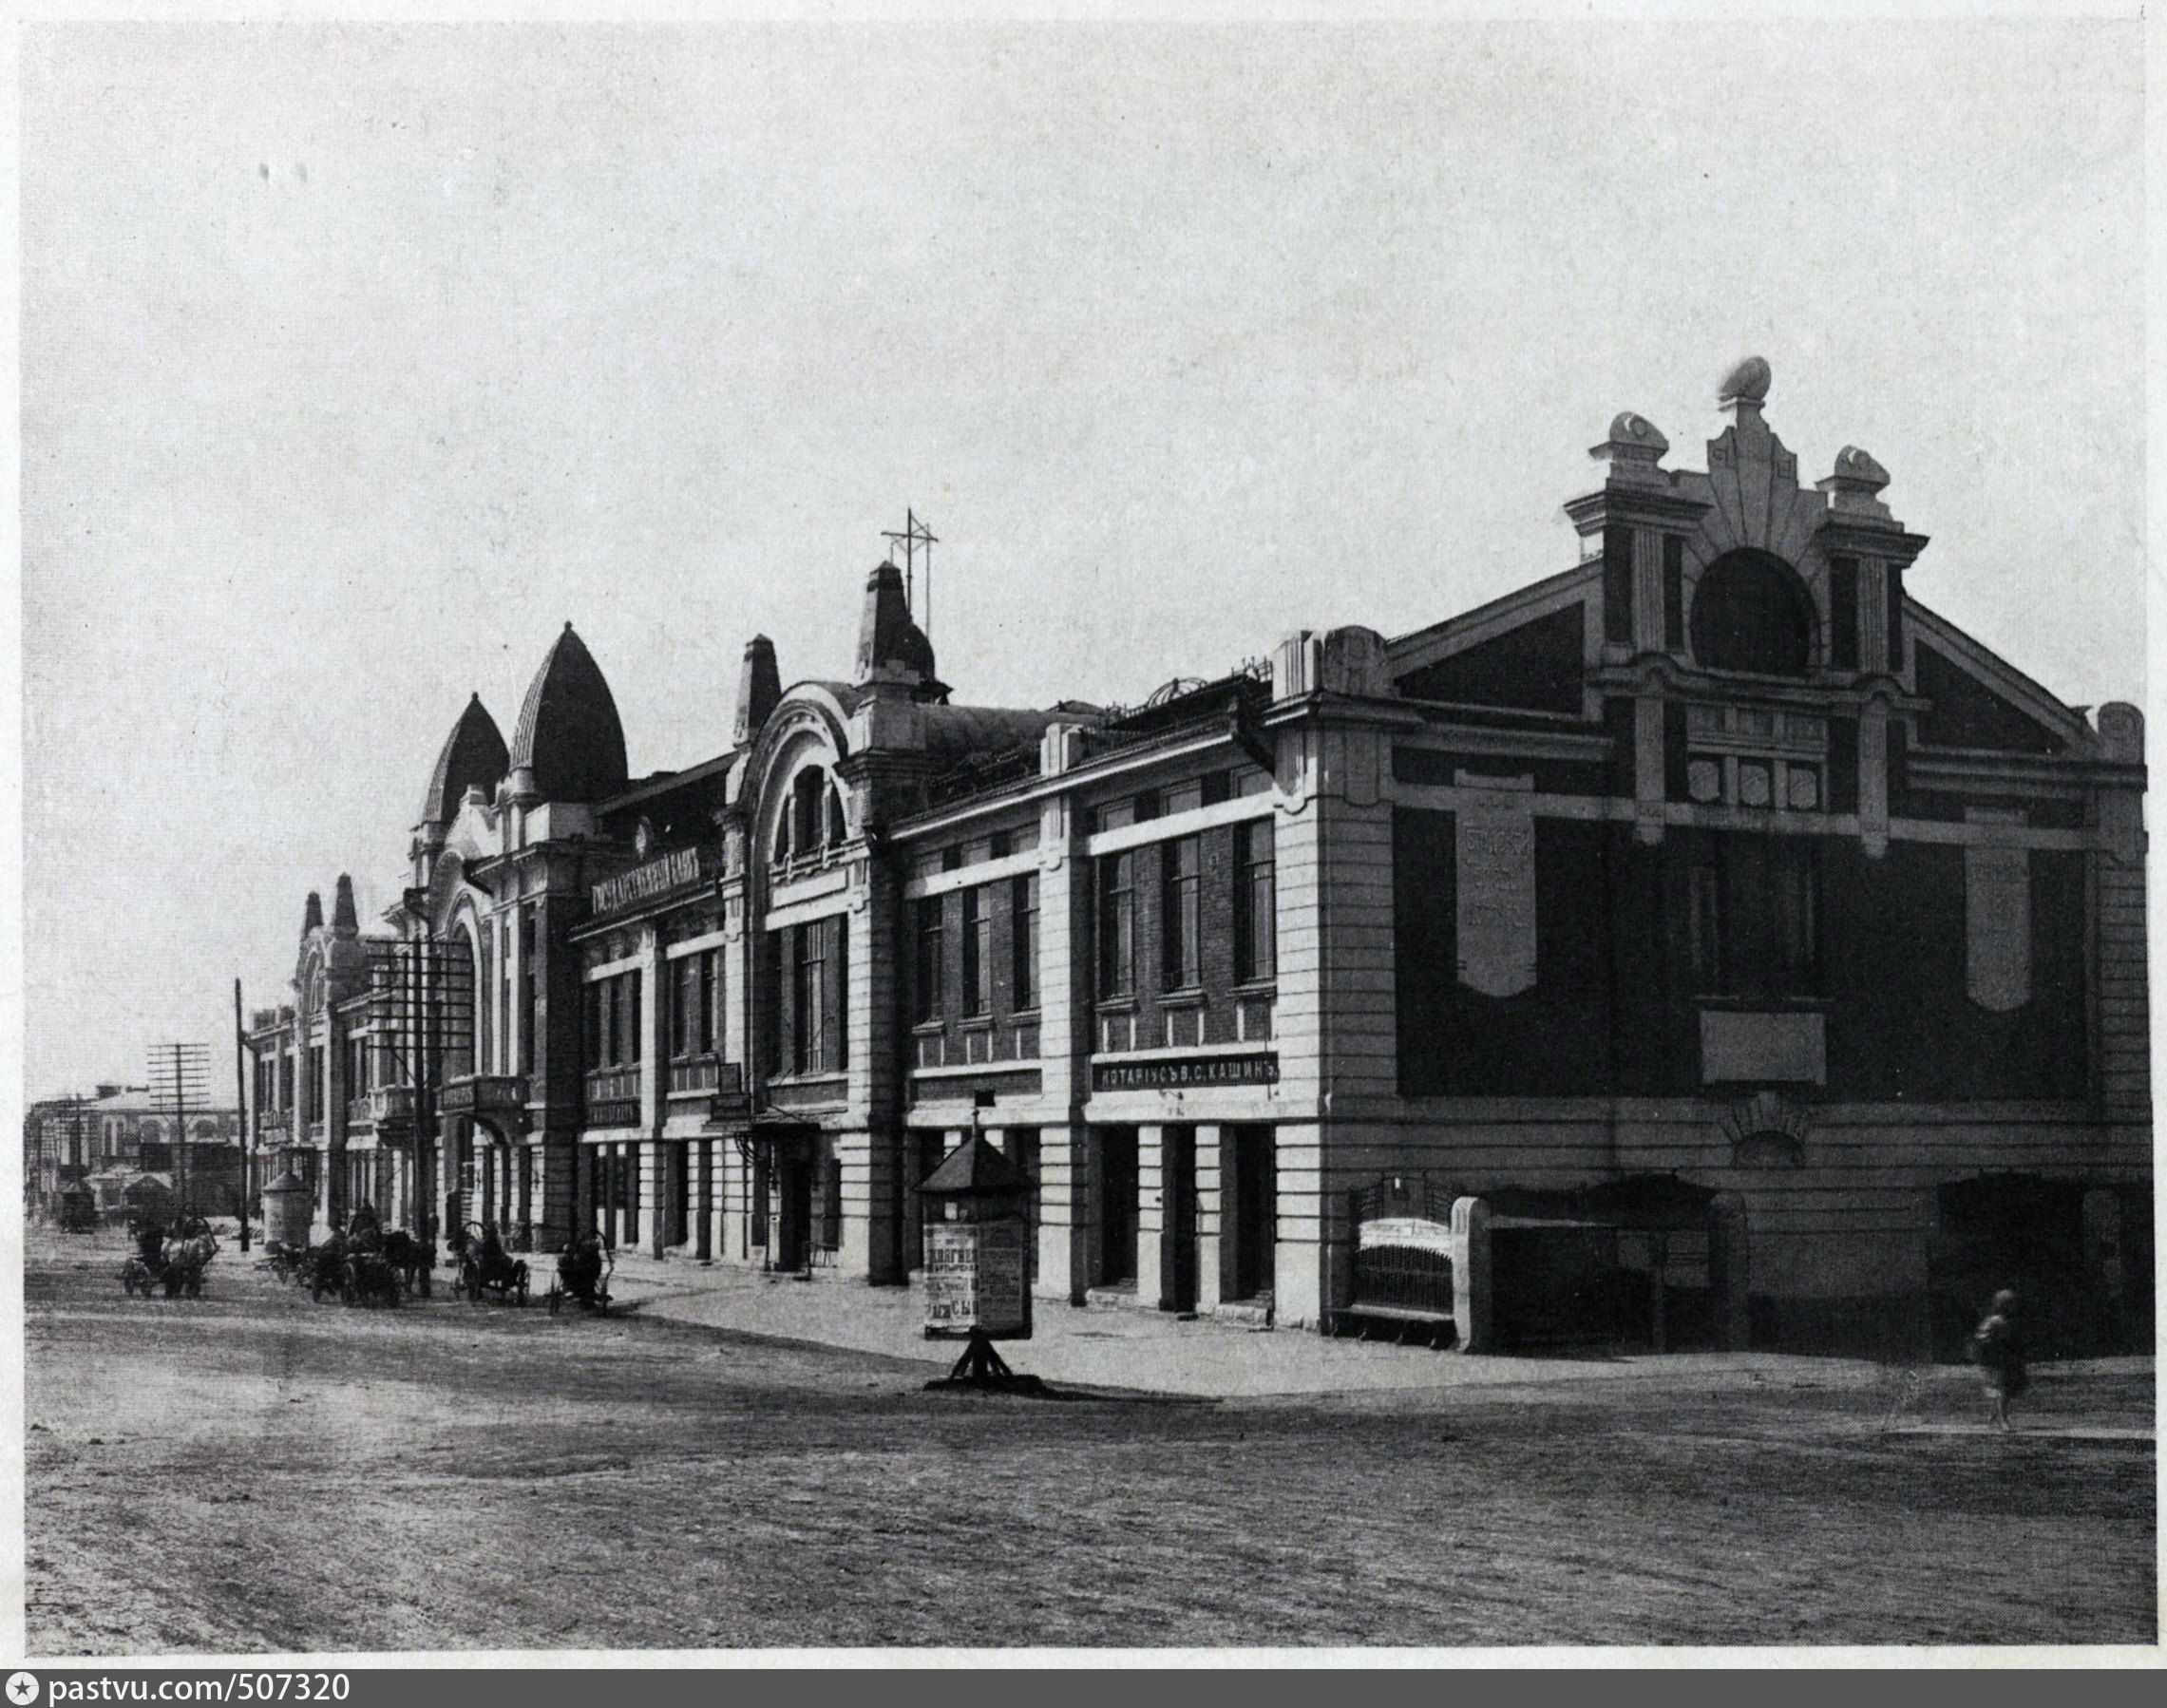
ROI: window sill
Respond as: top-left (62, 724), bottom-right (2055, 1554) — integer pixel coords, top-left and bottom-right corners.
top-left (1231, 979), bottom-right (1278, 998)
top-left (958, 1015), bottom-right (996, 1032)
top-left (1094, 997), bottom-right (1138, 1015)
top-left (1159, 987), bottom-right (1208, 1009)
top-left (765, 1071), bottom-right (848, 1089)
top-left (911, 1019), bottom-right (947, 1036)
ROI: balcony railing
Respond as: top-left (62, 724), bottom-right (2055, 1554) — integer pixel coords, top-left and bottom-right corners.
top-left (583, 1065), bottom-right (643, 1129)
top-left (346, 1085), bottom-right (415, 1128)
top-left (255, 1110), bottom-right (289, 1140)
top-left (440, 1074), bottom-right (528, 1117)
top-left (667, 1054), bottom-right (739, 1097)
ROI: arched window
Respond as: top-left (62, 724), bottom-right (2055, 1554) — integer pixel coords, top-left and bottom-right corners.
top-left (826, 780), bottom-right (847, 848)
top-left (792, 769), bottom-right (825, 854)
top-left (1690, 550), bottom-right (1815, 675)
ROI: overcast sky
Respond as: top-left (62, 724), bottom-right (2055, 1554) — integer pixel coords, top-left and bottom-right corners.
top-left (20, 20), bottom-right (2144, 1097)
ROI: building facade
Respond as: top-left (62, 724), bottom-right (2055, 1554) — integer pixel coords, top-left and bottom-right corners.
top-left (244, 360), bottom-right (2151, 1357)
top-left (25, 1086), bottom-right (243, 1223)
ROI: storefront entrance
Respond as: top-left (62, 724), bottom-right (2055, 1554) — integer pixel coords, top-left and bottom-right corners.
top-left (1093, 1126), bottom-right (1140, 1287)
top-left (1226, 1124), bottom-right (1276, 1302)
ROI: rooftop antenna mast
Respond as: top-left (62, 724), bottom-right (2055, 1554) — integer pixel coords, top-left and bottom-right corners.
top-left (881, 509), bottom-right (939, 641)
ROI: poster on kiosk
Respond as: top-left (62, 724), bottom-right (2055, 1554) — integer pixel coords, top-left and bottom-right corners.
top-left (919, 1134), bottom-right (1033, 1341)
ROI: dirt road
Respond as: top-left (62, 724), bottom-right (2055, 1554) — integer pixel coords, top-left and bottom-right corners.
top-left (25, 1229), bottom-right (2156, 1654)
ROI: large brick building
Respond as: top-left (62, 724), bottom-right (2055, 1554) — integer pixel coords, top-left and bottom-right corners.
top-left (244, 359), bottom-right (2151, 1357)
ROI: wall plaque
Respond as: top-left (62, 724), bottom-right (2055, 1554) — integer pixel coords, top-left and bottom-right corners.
top-left (1965, 815), bottom-right (2031, 1013)
top-left (1700, 1010), bottom-right (1825, 1085)
top-left (1455, 779), bottom-right (1537, 998)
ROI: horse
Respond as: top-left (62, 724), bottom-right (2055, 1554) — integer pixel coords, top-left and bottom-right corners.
top-left (160, 1229), bottom-right (219, 1298)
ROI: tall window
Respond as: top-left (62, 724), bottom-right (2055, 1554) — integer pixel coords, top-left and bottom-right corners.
top-left (478, 934), bottom-right (494, 1073)
top-left (671, 948), bottom-right (720, 1056)
top-left (1686, 833), bottom-right (1821, 997)
top-left (586, 969), bottom-right (644, 1068)
top-left (1097, 852), bottom-right (1135, 997)
top-left (792, 922), bottom-right (826, 1072)
top-left (914, 897), bottom-right (945, 1024)
top-left (788, 917), bottom-right (848, 1072)
top-left (961, 886), bottom-right (991, 1015)
top-left (1235, 819), bottom-right (1276, 982)
top-left (519, 907), bottom-right (538, 1075)
top-left (1163, 837), bottom-right (1202, 989)
top-left (1012, 872), bottom-right (1039, 1010)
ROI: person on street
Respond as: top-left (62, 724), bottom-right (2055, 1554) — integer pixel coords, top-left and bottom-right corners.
top-left (1971, 1288), bottom-right (2028, 1432)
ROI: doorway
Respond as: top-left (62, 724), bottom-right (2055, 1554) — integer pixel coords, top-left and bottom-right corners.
top-left (1094, 1126), bottom-right (1140, 1287)
top-left (1160, 1126), bottom-right (1198, 1311)
top-left (773, 1148), bottom-right (813, 1273)
top-left (665, 1141), bottom-right (690, 1248)
top-left (1227, 1125), bottom-right (1276, 1302)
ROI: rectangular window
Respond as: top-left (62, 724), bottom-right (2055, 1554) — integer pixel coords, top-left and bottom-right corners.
top-left (519, 907), bottom-right (538, 1075)
top-left (792, 921), bottom-right (826, 1073)
top-left (961, 886), bottom-right (991, 1015)
top-left (626, 968), bottom-right (642, 1064)
top-left (499, 919), bottom-right (512, 1079)
top-left (1887, 566), bottom-right (1906, 672)
top-left (1163, 836), bottom-right (1202, 989)
top-left (1688, 858), bottom-right (1721, 989)
top-left (914, 897), bottom-right (945, 1024)
top-left (1604, 525), bottom-right (1634, 644)
top-left (478, 934), bottom-right (494, 1073)
top-left (1235, 819), bottom-right (1276, 982)
top-left (1688, 834), bottom-right (1821, 997)
top-left (700, 949), bottom-right (720, 1054)
top-left (1829, 557), bottom-right (1859, 670)
top-left (671, 955), bottom-right (693, 1056)
top-left (1663, 536), bottom-right (1685, 652)
top-left (1012, 873), bottom-right (1040, 1010)
top-left (1097, 852), bottom-right (1135, 997)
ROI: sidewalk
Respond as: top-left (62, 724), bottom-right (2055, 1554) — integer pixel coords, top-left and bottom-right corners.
top-left (598, 1247), bottom-right (1929, 1401)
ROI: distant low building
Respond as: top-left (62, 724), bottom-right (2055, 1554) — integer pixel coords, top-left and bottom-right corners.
top-left (24, 1085), bottom-right (242, 1223)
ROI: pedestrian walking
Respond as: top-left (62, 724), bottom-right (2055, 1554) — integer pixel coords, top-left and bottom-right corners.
top-left (1971, 1288), bottom-right (2028, 1431)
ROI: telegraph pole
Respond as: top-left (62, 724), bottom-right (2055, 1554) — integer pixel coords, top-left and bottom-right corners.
top-left (233, 980), bottom-right (252, 1249)
top-left (147, 1042), bottom-right (210, 1220)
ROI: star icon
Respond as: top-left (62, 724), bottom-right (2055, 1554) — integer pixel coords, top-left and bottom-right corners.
top-left (7, 1672), bottom-right (40, 1705)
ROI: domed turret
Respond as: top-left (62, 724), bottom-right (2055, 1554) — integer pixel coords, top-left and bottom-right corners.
top-left (418, 693), bottom-right (509, 829)
top-left (507, 622), bottom-right (629, 804)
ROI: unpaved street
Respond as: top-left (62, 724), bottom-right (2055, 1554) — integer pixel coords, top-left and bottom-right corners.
top-left (25, 1229), bottom-right (2156, 1654)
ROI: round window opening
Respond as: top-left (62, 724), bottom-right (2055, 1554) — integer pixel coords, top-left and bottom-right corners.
top-left (1690, 549), bottom-right (1814, 675)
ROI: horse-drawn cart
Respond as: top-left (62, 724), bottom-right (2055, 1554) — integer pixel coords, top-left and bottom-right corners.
top-left (458, 1224), bottom-right (530, 1305)
top-left (545, 1233), bottom-right (613, 1316)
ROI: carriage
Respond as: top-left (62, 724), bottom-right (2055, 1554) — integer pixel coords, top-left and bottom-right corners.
top-left (122, 1214), bottom-right (217, 1298)
top-left (457, 1223), bottom-right (530, 1305)
top-left (545, 1233), bottom-right (613, 1316)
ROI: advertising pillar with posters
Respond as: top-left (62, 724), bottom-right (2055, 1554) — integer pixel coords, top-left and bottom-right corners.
top-left (919, 1134), bottom-right (1045, 1393)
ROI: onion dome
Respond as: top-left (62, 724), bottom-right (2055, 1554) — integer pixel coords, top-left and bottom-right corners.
top-left (507, 622), bottom-right (629, 804)
top-left (418, 693), bottom-right (508, 827)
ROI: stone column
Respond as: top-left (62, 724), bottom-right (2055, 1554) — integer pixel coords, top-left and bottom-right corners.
top-left (1134, 1124), bottom-right (1165, 1309)
top-left (1193, 1124), bottom-right (1224, 1311)
top-left (696, 1138), bottom-right (714, 1262)
top-left (1451, 1196), bottom-right (1492, 1354)
top-left (1036, 1123), bottom-right (1089, 1304)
